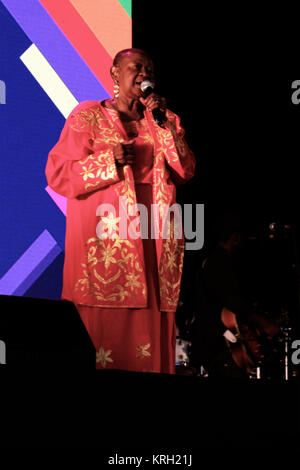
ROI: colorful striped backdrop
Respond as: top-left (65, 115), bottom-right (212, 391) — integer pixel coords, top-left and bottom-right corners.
top-left (0, 0), bottom-right (132, 299)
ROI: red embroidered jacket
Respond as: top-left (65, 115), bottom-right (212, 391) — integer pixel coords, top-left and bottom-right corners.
top-left (46, 101), bottom-right (195, 312)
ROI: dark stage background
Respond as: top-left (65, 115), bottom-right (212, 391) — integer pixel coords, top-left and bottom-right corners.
top-left (0, 1), bottom-right (299, 453)
top-left (133, 0), bottom-right (300, 331)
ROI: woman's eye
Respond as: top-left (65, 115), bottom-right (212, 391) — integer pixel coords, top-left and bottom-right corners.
top-left (131, 64), bottom-right (153, 75)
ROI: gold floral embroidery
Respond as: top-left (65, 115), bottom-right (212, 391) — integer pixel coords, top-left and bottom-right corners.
top-left (153, 152), bottom-right (172, 208)
top-left (71, 103), bottom-right (187, 311)
top-left (159, 236), bottom-right (184, 309)
top-left (139, 133), bottom-right (154, 145)
top-left (119, 165), bottom-right (136, 206)
top-left (75, 263), bottom-right (91, 292)
top-left (153, 110), bottom-right (188, 166)
top-left (164, 216), bottom-right (182, 239)
top-left (85, 181), bottom-right (101, 191)
top-left (69, 105), bottom-right (120, 189)
top-left (93, 285), bottom-right (131, 303)
top-left (136, 343), bottom-right (151, 359)
top-left (94, 128), bottom-right (120, 146)
top-left (100, 213), bottom-right (120, 239)
top-left (165, 248), bottom-right (179, 274)
top-left (96, 347), bottom-right (113, 367)
top-left (70, 107), bottom-right (103, 132)
top-left (93, 268), bottom-right (121, 285)
top-left (125, 272), bottom-right (141, 291)
top-left (87, 246), bottom-right (98, 267)
top-left (74, 235), bottom-right (146, 306)
top-left (78, 149), bottom-right (118, 191)
top-left (80, 163), bottom-right (95, 181)
top-left (105, 107), bottom-right (120, 123)
top-left (99, 242), bottom-right (118, 270)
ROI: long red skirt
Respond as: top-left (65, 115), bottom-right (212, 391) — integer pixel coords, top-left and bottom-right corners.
top-left (76, 185), bottom-right (176, 373)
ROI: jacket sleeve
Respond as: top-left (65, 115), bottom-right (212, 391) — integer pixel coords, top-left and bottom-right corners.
top-left (45, 103), bottom-right (121, 198)
top-left (157, 109), bottom-right (196, 185)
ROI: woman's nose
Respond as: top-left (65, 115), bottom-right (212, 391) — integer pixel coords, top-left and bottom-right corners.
top-left (141, 65), bottom-right (152, 77)
top-left (139, 71), bottom-right (151, 82)
top-left (139, 68), bottom-right (147, 77)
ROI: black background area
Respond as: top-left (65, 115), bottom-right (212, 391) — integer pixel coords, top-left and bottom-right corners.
top-left (133, 1), bottom-right (300, 326)
top-left (0, 1), bottom-right (299, 453)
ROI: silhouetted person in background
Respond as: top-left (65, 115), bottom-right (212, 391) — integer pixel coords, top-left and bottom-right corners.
top-left (190, 212), bottom-right (278, 377)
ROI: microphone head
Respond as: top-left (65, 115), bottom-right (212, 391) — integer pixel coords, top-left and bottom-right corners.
top-left (140, 80), bottom-right (154, 96)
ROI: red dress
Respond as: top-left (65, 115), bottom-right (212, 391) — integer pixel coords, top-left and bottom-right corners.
top-left (45, 100), bottom-right (195, 373)
top-left (76, 107), bottom-right (176, 373)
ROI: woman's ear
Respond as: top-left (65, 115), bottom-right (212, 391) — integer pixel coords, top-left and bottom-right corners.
top-left (110, 65), bottom-right (119, 84)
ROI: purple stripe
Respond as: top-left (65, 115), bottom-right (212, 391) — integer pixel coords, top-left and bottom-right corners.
top-left (0, 230), bottom-right (62, 296)
top-left (1, 0), bottom-right (111, 103)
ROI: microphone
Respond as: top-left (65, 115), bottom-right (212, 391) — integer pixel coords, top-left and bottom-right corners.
top-left (140, 80), bottom-right (166, 127)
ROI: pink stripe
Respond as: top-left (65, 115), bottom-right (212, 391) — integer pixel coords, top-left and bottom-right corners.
top-left (69, 0), bottom-right (132, 60)
top-left (45, 186), bottom-right (67, 216)
top-left (39, 0), bottom-right (114, 96)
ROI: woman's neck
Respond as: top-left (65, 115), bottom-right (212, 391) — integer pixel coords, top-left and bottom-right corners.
top-left (107, 97), bottom-right (143, 121)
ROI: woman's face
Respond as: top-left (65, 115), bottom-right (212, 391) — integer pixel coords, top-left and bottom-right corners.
top-left (112, 52), bottom-right (155, 100)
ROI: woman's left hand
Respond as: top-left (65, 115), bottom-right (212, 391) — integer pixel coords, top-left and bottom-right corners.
top-left (139, 93), bottom-right (166, 113)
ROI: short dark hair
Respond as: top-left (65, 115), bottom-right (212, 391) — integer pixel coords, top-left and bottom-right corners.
top-left (112, 48), bottom-right (153, 67)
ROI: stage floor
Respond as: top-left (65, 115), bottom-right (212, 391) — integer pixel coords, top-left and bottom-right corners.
top-left (0, 369), bottom-right (299, 453)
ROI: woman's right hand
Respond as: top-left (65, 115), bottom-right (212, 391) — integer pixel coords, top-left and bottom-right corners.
top-left (113, 139), bottom-right (135, 166)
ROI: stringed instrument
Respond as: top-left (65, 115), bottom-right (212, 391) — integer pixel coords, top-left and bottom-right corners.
top-left (221, 307), bottom-right (280, 372)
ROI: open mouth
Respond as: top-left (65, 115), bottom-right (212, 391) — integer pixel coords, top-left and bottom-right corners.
top-left (134, 82), bottom-right (143, 94)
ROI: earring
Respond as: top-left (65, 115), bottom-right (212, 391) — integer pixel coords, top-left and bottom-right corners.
top-left (113, 82), bottom-right (119, 99)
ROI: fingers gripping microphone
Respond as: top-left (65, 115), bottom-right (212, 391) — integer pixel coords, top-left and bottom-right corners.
top-left (140, 80), bottom-right (166, 127)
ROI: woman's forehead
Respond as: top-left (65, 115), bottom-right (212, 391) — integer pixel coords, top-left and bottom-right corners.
top-left (120, 52), bottom-right (153, 66)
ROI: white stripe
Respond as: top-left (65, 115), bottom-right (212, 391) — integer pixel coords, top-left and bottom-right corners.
top-left (20, 44), bottom-right (78, 118)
